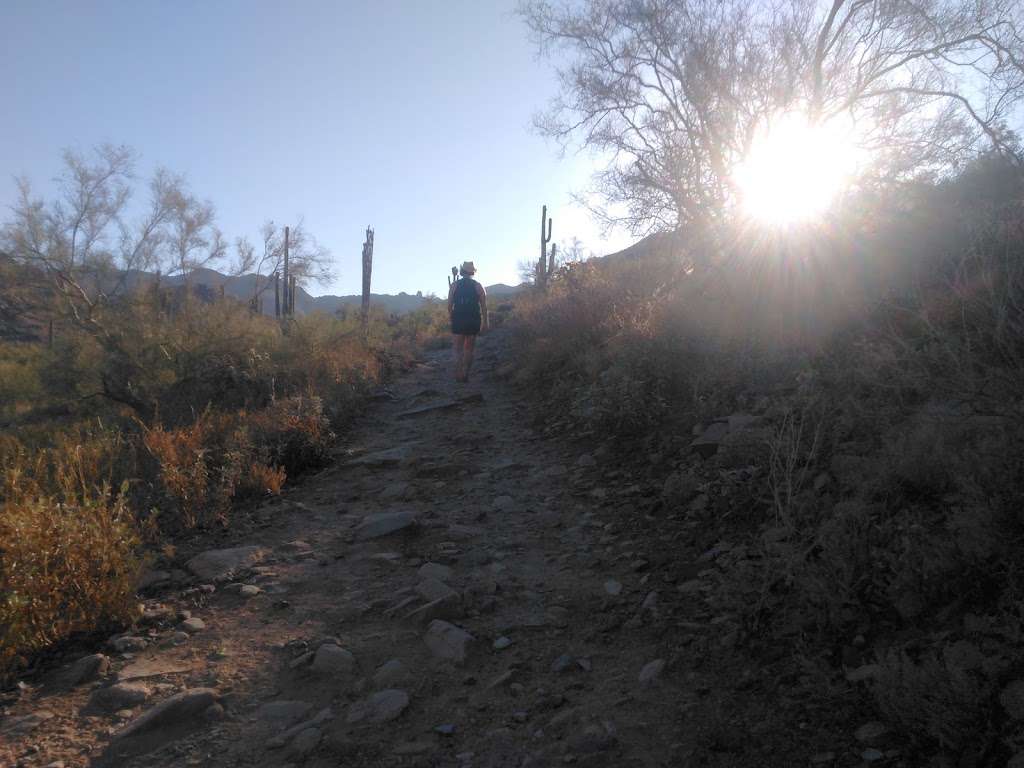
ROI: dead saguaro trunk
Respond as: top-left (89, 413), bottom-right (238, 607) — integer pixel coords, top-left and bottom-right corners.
top-left (537, 205), bottom-right (553, 288)
top-left (361, 226), bottom-right (374, 336)
top-left (282, 225), bottom-right (290, 317)
top-left (273, 271), bottom-right (280, 317)
top-left (290, 275), bottom-right (297, 316)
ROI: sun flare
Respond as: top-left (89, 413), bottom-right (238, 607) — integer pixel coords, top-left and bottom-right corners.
top-left (735, 111), bottom-right (864, 225)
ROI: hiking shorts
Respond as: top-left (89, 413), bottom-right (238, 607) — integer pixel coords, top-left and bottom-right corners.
top-left (451, 313), bottom-right (481, 336)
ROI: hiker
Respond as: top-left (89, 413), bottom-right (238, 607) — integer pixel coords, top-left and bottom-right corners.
top-left (448, 261), bottom-right (488, 383)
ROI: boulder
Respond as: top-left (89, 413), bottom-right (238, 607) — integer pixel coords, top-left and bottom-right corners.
top-left (372, 659), bottom-right (406, 687)
top-left (113, 688), bottom-right (219, 740)
top-left (348, 446), bottom-right (413, 467)
top-left (90, 683), bottom-right (151, 711)
top-left (59, 653), bottom-right (109, 687)
top-left (185, 546), bottom-right (268, 581)
top-left (416, 577), bottom-right (458, 603)
top-left (424, 620), bottom-right (475, 663)
top-left (346, 689), bottom-right (409, 724)
top-left (418, 562), bottom-right (453, 582)
top-left (311, 644), bottom-right (356, 675)
top-left (638, 659), bottom-right (665, 686)
top-left (690, 422), bottom-right (729, 458)
top-left (258, 700), bottom-right (314, 728)
top-left (111, 636), bottom-right (148, 653)
top-left (178, 617), bottom-right (206, 634)
top-left (354, 511), bottom-right (417, 541)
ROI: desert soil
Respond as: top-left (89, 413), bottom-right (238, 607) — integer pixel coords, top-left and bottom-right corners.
top-left (0, 328), bottom-right (869, 768)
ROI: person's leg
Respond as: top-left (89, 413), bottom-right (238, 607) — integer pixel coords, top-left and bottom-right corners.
top-left (463, 335), bottom-right (477, 380)
top-left (453, 334), bottom-right (465, 381)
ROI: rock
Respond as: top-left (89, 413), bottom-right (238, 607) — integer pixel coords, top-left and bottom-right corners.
top-left (239, 585), bottom-right (261, 598)
top-left (493, 636), bottom-right (513, 650)
top-left (91, 682), bottom-right (151, 711)
top-left (113, 688), bottom-right (219, 739)
top-left (493, 495), bottom-right (517, 513)
top-left (385, 595), bottom-right (419, 617)
top-left (258, 700), bottom-right (314, 728)
top-left (137, 569), bottom-right (172, 591)
top-left (576, 454), bottom-right (596, 468)
top-left (568, 722), bottom-right (617, 754)
top-left (435, 723), bottom-right (456, 735)
top-left (266, 707), bottom-right (334, 749)
top-left (381, 482), bottom-right (412, 501)
top-left (727, 412), bottom-right (756, 431)
top-left (416, 577), bottom-right (458, 603)
top-left (111, 636), bottom-right (148, 653)
top-left (418, 562), bottom-right (453, 582)
top-left (424, 620), bottom-right (475, 663)
top-left (289, 727), bottom-right (322, 757)
top-left (289, 651), bottom-right (314, 669)
top-left (60, 653), bottom-right (109, 687)
top-left (845, 664), bottom-right (883, 683)
top-left (641, 591), bottom-right (659, 613)
top-left (809, 752), bottom-right (836, 765)
top-left (1002, 680), bottom-right (1024, 720)
top-left (487, 670), bottom-right (515, 690)
top-left (677, 579), bottom-right (704, 594)
top-left (604, 580), bottom-right (623, 596)
top-left (854, 721), bottom-right (890, 743)
top-left (690, 421), bottom-right (729, 458)
top-left (311, 644), bottom-right (356, 675)
top-left (185, 545), bottom-right (268, 581)
top-left (552, 654), bottom-right (575, 673)
top-left (355, 511), bottom-right (418, 541)
top-left (405, 594), bottom-right (463, 624)
top-left (346, 689), bottom-right (410, 724)
top-left (140, 603), bottom-right (176, 624)
top-left (638, 659), bottom-right (665, 686)
top-left (279, 540), bottom-right (312, 554)
top-left (178, 617), bottom-right (206, 634)
top-left (861, 748), bottom-right (884, 762)
top-left (348, 446), bottom-right (413, 467)
top-left (170, 631), bottom-right (190, 645)
top-left (372, 659), bottom-right (406, 687)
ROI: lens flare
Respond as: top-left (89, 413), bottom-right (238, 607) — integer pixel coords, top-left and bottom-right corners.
top-left (734, 111), bottom-right (864, 225)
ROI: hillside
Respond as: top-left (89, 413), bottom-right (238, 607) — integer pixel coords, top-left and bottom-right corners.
top-left (124, 268), bottom-right (523, 317)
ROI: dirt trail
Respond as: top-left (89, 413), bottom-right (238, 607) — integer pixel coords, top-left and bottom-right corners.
top-left (2, 328), bottom-right (732, 768)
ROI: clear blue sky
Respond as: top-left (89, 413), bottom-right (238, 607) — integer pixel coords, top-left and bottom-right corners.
top-left (0, 0), bottom-right (633, 296)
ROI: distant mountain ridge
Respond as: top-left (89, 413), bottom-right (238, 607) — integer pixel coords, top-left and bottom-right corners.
top-left (120, 268), bottom-right (524, 316)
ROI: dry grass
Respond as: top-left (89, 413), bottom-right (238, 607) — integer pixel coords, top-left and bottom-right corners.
top-left (0, 297), bottom-right (443, 674)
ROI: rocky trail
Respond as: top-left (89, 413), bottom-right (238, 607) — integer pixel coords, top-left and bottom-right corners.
top-left (0, 328), bottom-right (867, 768)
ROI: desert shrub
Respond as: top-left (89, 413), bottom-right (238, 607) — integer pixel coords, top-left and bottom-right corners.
top-left (0, 342), bottom-right (44, 418)
top-left (142, 395), bottom-right (332, 530)
top-left (874, 647), bottom-right (995, 753)
top-left (0, 430), bottom-right (142, 674)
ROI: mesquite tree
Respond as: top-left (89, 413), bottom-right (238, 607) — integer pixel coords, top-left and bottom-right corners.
top-left (234, 219), bottom-right (333, 313)
top-left (519, 0), bottom-right (1024, 237)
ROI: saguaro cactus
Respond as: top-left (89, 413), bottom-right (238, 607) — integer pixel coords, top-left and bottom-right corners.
top-left (538, 205), bottom-right (553, 288)
top-left (361, 226), bottom-right (374, 334)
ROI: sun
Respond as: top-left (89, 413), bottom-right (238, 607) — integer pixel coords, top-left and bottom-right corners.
top-left (734, 111), bottom-right (864, 225)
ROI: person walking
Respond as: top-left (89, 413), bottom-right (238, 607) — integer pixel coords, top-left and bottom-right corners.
top-left (448, 261), bottom-right (488, 382)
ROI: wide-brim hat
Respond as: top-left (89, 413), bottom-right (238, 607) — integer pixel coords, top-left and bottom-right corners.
top-left (460, 261), bottom-right (477, 275)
